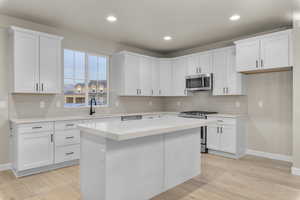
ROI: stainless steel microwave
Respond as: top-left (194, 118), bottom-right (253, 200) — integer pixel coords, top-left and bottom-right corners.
top-left (185, 74), bottom-right (213, 91)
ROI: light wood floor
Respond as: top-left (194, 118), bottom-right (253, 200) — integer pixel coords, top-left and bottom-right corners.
top-left (1, 154), bottom-right (300, 200)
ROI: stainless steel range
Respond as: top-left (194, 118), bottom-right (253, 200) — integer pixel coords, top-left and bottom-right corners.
top-left (178, 111), bottom-right (217, 153)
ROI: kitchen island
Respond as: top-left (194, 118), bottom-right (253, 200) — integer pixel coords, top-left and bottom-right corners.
top-left (78, 116), bottom-right (216, 200)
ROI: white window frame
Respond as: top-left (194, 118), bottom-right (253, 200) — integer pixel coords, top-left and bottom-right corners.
top-left (63, 49), bottom-right (110, 108)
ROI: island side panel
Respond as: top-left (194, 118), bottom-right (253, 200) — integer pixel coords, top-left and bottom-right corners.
top-left (105, 135), bottom-right (164, 200)
top-left (164, 128), bottom-right (201, 191)
top-left (80, 132), bottom-right (106, 200)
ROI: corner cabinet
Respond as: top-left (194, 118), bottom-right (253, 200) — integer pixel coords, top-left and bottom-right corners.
top-left (235, 29), bottom-right (293, 73)
top-left (207, 116), bottom-right (246, 158)
top-left (9, 26), bottom-right (63, 94)
top-left (212, 46), bottom-right (246, 96)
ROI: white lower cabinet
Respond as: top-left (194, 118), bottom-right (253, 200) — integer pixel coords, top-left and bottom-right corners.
top-left (207, 116), bottom-right (246, 158)
top-left (18, 131), bottom-right (54, 171)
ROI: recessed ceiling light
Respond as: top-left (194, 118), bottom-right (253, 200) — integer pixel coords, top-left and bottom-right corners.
top-left (230, 14), bottom-right (240, 21)
top-left (163, 36), bottom-right (172, 41)
top-left (106, 15), bottom-right (117, 22)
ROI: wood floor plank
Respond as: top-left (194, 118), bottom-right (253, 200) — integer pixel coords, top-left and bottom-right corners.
top-left (0, 154), bottom-right (300, 200)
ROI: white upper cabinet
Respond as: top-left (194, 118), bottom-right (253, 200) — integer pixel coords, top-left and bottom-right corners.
top-left (10, 29), bottom-right (39, 93)
top-left (139, 57), bottom-right (153, 96)
top-left (187, 51), bottom-right (212, 75)
top-left (260, 32), bottom-right (290, 69)
top-left (9, 26), bottom-right (63, 94)
top-left (151, 59), bottom-right (160, 96)
top-left (213, 46), bottom-right (246, 96)
top-left (159, 59), bottom-right (172, 96)
top-left (236, 40), bottom-right (260, 72)
top-left (235, 29), bottom-right (292, 73)
top-left (171, 57), bottom-right (187, 96)
top-left (199, 52), bottom-right (213, 74)
top-left (122, 53), bottom-right (141, 95)
top-left (39, 35), bottom-right (62, 94)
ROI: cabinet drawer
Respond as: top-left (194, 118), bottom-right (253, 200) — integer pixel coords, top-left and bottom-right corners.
top-left (18, 122), bottom-right (54, 133)
top-left (55, 120), bottom-right (80, 130)
top-left (55, 129), bottom-right (80, 146)
top-left (55, 144), bottom-right (80, 164)
top-left (207, 117), bottom-right (236, 125)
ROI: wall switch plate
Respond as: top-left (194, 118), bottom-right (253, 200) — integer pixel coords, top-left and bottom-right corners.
top-left (56, 101), bottom-right (61, 108)
top-left (149, 101), bottom-right (153, 106)
top-left (177, 101), bottom-right (181, 107)
top-left (0, 100), bottom-right (7, 109)
top-left (40, 101), bottom-right (45, 108)
top-left (235, 101), bottom-right (240, 108)
top-left (115, 101), bottom-right (119, 107)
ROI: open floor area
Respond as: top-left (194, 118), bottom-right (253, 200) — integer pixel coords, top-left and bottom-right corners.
top-left (0, 154), bottom-right (299, 200)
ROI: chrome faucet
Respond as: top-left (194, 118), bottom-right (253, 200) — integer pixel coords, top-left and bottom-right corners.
top-left (89, 97), bottom-right (97, 115)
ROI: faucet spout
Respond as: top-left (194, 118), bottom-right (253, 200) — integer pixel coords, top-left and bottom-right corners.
top-left (89, 97), bottom-right (97, 115)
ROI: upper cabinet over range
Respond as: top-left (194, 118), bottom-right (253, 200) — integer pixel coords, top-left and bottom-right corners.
top-left (235, 29), bottom-right (293, 73)
top-left (9, 26), bottom-right (63, 94)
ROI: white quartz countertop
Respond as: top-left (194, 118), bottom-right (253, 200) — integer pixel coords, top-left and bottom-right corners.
top-left (10, 112), bottom-right (178, 124)
top-left (78, 116), bottom-right (216, 141)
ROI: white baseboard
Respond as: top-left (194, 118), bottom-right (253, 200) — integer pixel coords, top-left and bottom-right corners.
top-left (246, 149), bottom-right (292, 162)
top-left (0, 163), bottom-right (11, 171)
top-left (291, 167), bottom-right (300, 176)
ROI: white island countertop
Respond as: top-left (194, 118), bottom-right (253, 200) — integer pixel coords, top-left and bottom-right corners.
top-left (78, 116), bottom-right (216, 141)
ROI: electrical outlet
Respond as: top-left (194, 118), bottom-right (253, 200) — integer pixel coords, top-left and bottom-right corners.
top-left (258, 100), bottom-right (263, 108)
top-left (177, 101), bottom-right (181, 107)
top-left (149, 101), bottom-right (153, 106)
top-left (56, 101), bottom-right (61, 108)
top-left (115, 101), bottom-right (119, 107)
top-left (235, 101), bottom-right (240, 108)
top-left (40, 101), bottom-right (45, 108)
top-left (0, 100), bottom-right (7, 109)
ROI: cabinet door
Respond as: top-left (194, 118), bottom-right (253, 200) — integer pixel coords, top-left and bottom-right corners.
top-left (13, 31), bottom-right (39, 93)
top-left (260, 33), bottom-right (290, 70)
top-left (187, 54), bottom-right (199, 75)
top-left (172, 58), bottom-right (187, 96)
top-left (18, 132), bottom-right (54, 171)
top-left (39, 35), bottom-right (61, 94)
top-left (207, 125), bottom-right (220, 151)
top-left (139, 57), bottom-right (153, 96)
top-left (151, 59), bottom-right (160, 96)
top-left (124, 54), bottom-right (140, 95)
top-left (220, 125), bottom-right (236, 154)
top-left (212, 50), bottom-right (227, 96)
top-left (199, 52), bottom-right (212, 74)
top-left (159, 59), bottom-right (172, 96)
top-left (236, 40), bottom-right (260, 72)
top-left (226, 48), bottom-right (238, 95)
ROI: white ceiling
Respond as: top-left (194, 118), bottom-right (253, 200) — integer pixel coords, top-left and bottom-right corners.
top-left (0, 0), bottom-right (294, 53)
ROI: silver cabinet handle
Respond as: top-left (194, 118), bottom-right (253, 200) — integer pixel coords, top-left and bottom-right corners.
top-left (65, 136), bottom-right (74, 139)
top-left (32, 126), bottom-right (42, 129)
top-left (217, 127), bottom-right (219, 133)
top-left (199, 67), bottom-right (201, 73)
top-left (41, 83), bottom-right (44, 92)
top-left (51, 134), bottom-right (54, 143)
top-left (159, 89), bottom-right (162, 95)
top-left (261, 59), bottom-right (264, 67)
top-left (151, 89), bottom-right (154, 96)
top-left (65, 152), bottom-right (74, 156)
top-left (223, 88), bottom-right (225, 94)
top-left (136, 89), bottom-right (138, 95)
top-left (220, 127), bottom-right (223, 133)
top-left (35, 83), bottom-right (39, 92)
top-left (196, 68), bottom-right (198, 73)
top-left (66, 124), bottom-right (74, 127)
top-left (226, 87), bottom-right (229, 94)
top-left (256, 60), bottom-right (258, 68)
